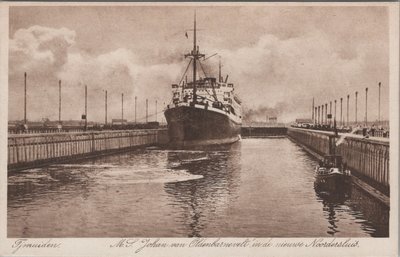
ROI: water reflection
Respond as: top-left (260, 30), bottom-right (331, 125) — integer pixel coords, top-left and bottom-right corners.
top-left (164, 143), bottom-right (241, 237)
top-left (8, 165), bottom-right (95, 208)
top-left (314, 188), bottom-right (351, 236)
top-left (347, 186), bottom-right (389, 237)
top-left (314, 178), bottom-right (389, 237)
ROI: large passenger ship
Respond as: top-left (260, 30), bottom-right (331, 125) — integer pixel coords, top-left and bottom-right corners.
top-left (164, 14), bottom-right (242, 147)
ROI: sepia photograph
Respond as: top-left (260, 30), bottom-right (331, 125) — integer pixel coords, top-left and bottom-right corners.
top-left (0, 2), bottom-right (398, 257)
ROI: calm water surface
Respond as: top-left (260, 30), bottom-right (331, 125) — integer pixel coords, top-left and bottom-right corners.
top-left (8, 138), bottom-right (389, 237)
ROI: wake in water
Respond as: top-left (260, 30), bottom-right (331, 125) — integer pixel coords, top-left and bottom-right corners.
top-left (96, 168), bottom-right (203, 184)
top-left (51, 163), bottom-right (204, 184)
top-left (52, 164), bottom-right (120, 168)
top-left (178, 155), bottom-right (210, 163)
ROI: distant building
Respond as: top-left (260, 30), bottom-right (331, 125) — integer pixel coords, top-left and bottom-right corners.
top-left (295, 118), bottom-right (313, 128)
top-left (242, 121), bottom-right (285, 128)
top-left (295, 119), bottom-right (312, 124)
top-left (112, 119), bottom-right (127, 125)
top-left (268, 116), bottom-right (277, 123)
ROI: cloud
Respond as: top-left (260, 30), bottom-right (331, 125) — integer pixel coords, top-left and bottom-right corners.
top-left (57, 48), bottom-right (182, 121)
top-left (10, 25), bottom-right (76, 75)
top-left (8, 16), bottom-right (389, 124)
top-left (9, 26), bottom-right (184, 122)
top-left (204, 29), bottom-right (387, 122)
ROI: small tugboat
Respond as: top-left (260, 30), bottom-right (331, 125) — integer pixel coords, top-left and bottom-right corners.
top-left (314, 135), bottom-right (352, 194)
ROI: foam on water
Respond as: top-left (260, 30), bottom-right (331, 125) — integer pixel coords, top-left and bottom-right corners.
top-left (53, 164), bottom-right (120, 168)
top-left (180, 156), bottom-right (209, 163)
top-left (96, 167), bottom-right (203, 184)
top-left (146, 149), bottom-right (206, 154)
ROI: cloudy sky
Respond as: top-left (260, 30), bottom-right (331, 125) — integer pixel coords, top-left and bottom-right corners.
top-left (8, 5), bottom-right (389, 123)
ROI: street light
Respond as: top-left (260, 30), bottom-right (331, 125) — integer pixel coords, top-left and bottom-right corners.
top-left (322, 104), bottom-right (324, 125)
top-left (58, 80), bottom-right (62, 125)
top-left (135, 96), bottom-right (137, 124)
top-left (340, 97), bottom-right (343, 126)
top-left (121, 93), bottom-right (124, 123)
top-left (105, 90), bottom-right (108, 125)
top-left (334, 100), bottom-right (337, 122)
top-left (84, 85), bottom-right (87, 131)
top-left (378, 82), bottom-right (381, 126)
top-left (314, 107), bottom-right (317, 124)
top-left (347, 94), bottom-right (349, 126)
top-left (329, 101), bottom-right (332, 126)
top-left (146, 98), bottom-right (148, 123)
top-left (24, 72), bottom-right (27, 126)
top-left (365, 87), bottom-right (368, 125)
top-left (155, 100), bottom-right (158, 122)
top-left (355, 91), bottom-right (358, 124)
top-left (312, 98), bottom-right (314, 123)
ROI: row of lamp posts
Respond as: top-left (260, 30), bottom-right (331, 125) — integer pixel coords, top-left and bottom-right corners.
top-left (21, 72), bottom-right (160, 131)
top-left (312, 82), bottom-right (382, 127)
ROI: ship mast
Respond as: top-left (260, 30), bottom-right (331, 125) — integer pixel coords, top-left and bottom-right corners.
top-left (218, 56), bottom-right (222, 82)
top-left (193, 12), bottom-right (197, 104)
top-left (185, 11), bottom-right (204, 105)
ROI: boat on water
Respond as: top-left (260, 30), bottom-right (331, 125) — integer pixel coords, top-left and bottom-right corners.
top-left (314, 135), bottom-right (352, 194)
top-left (314, 154), bottom-right (352, 192)
top-left (164, 14), bottom-right (242, 148)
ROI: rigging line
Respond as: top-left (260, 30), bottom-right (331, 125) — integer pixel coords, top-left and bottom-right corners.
top-left (198, 60), bottom-right (208, 78)
top-left (204, 53), bottom-right (218, 61)
top-left (134, 109), bottom-right (168, 122)
top-left (180, 59), bottom-right (192, 96)
top-left (198, 60), bottom-right (219, 102)
top-left (179, 59), bottom-right (193, 86)
top-left (197, 60), bottom-right (212, 97)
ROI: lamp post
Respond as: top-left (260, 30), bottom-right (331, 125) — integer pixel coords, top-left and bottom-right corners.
top-left (340, 97), bottom-right (343, 126)
top-left (329, 101), bottom-right (332, 126)
top-left (121, 93), bottom-right (124, 124)
top-left (314, 107), bottom-right (317, 124)
top-left (146, 98), bottom-right (148, 123)
top-left (105, 90), bottom-right (107, 125)
top-left (322, 105), bottom-right (324, 125)
top-left (365, 87), bottom-right (368, 125)
top-left (155, 100), bottom-right (158, 122)
top-left (378, 82), bottom-right (381, 126)
top-left (334, 100), bottom-right (337, 122)
top-left (355, 91), bottom-right (358, 124)
top-left (312, 98), bottom-right (314, 123)
top-left (58, 80), bottom-right (62, 125)
top-left (24, 72), bottom-right (27, 126)
top-left (347, 94), bottom-right (349, 126)
top-left (135, 96), bottom-right (137, 124)
top-left (84, 85), bottom-right (87, 131)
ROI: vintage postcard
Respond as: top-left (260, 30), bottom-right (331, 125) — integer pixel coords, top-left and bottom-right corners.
top-left (0, 2), bottom-right (398, 257)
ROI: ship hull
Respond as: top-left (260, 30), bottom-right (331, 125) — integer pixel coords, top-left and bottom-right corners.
top-left (314, 173), bottom-right (352, 192)
top-left (164, 105), bottom-right (241, 148)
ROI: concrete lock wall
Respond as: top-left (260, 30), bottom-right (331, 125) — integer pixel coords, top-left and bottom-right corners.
top-left (287, 127), bottom-right (389, 194)
top-left (8, 129), bottom-right (168, 171)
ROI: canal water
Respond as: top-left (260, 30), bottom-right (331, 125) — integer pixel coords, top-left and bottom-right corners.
top-left (8, 138), bottom-right (389, 237)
